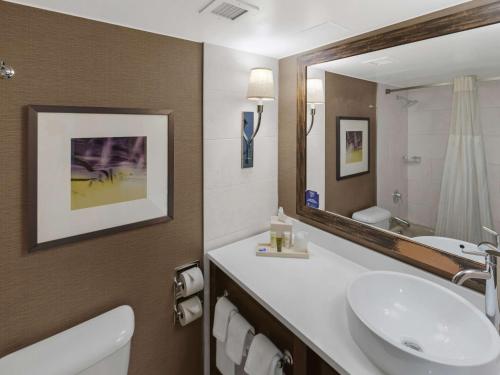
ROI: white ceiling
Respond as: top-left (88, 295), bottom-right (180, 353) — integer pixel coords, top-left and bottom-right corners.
top-left (311, 22), bottom-right (500, 87)
top-left (5, 0), bottom-right (471, 58)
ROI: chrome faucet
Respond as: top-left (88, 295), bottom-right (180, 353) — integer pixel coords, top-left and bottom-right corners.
top-left (452, 226), bottom-right (500, 333)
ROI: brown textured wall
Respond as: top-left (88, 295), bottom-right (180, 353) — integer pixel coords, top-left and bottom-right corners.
top-left (324, 72), bottom-right (377, 217)
top-left (0, 2), bottom-right (203, 374)
top-left (278, 55), bottom-right (299, 219)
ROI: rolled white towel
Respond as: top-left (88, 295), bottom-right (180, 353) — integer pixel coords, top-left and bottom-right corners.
top-left (269, 355), bottom-right (283, 375)
top-left (213, 297), bottom-right (238, 342)
top-left (217, 339), bottom-right (235, 375)
top-left (244, 334), bottom-right (283, 375)
top-left (225, 313), bottom-right (255, 365)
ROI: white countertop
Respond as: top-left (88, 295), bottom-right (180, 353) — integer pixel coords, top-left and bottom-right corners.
top-left (208, 231), bottom-right (385, 375)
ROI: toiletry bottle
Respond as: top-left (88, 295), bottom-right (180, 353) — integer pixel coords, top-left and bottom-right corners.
top-left (278, 206), bottom-right (286, 222)
top-left (276, 230), bottom-right (283, 252)
top-left (284, 231), bottom-right (291, 249)
top-left (270, 231), bottom-right (277, 250)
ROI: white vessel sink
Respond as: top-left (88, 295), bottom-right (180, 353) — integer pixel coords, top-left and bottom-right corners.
top-left (413, 236), bottom-right (485, 264)
top-left (346, 271), bottom-right (500, 375)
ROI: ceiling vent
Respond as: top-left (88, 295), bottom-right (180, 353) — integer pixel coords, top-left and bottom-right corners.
top-left (212, 2), bottom-right (247, 20)
top-left (362, 57), bottom-right (396, 66)
top-left (199, 0), bottom-right (259, 20)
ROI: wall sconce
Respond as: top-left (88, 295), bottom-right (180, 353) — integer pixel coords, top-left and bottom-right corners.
top-left (0, 60), bottom-right (15, 80)
top-left (306, 78), bottom-right (324, 135)
top-left (242, 67), bottom-right (275, 168)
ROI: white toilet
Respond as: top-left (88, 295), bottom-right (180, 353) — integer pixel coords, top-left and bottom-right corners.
top-left (0, 305), bottom-right (135, 375)
top-left (352, 206), bottom-right (392, 230)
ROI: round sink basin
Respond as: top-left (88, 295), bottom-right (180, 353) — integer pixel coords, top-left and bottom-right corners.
top-left (346, 271), bottom-right (500, 375)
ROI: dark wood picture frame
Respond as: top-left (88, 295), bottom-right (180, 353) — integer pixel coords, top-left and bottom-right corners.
top-left (28, 105), bottom-right (175, 252)
top-left (296, 1), bottom-right (500, 292)
top-left (336, 116), bottom-right (370, 181)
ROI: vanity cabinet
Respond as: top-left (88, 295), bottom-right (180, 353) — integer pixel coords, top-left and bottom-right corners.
top-left (210, 262), bottom-right (340, 375)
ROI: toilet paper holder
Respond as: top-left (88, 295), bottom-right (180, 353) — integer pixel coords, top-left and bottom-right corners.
top-left (173, 298), bottom-right (204, 326)
top-left (173, 260), bottom-right (203, 326)
top-left (173, 299), bottom-right (204, 320)
top-left (173, 260), bottom-right (202, 298)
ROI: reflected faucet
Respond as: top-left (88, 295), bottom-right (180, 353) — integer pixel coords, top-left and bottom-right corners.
top-left (393, 216), bottom-right (410, 228)
top-left (452, 227), bottom-right (500, 333)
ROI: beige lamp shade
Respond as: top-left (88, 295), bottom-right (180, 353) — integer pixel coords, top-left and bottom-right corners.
top-left (247, 68), bottom-right (275, 101)
top-left (307, 78), bottom-right (325, 104)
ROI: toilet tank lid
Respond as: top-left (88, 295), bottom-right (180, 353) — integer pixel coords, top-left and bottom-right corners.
top-left (352, 206), bottom-right (391, 223)
top-left (0, 305), bottom-right (134, 375)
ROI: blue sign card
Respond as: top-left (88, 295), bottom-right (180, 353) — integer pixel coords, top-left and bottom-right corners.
top-left (242, 111), bottom-right (254, 168)
top-left (305, 190), bottom-right (319, 208)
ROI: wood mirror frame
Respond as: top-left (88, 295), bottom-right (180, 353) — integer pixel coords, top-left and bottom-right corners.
top-left (296, 1), bottom-right (500, 292)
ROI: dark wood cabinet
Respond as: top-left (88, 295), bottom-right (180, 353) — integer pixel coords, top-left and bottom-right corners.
top-left (210, 262), bottom-right (340, 375)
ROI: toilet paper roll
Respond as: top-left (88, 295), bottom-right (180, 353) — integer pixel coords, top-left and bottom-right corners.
top-left (179, 266), bottom-right (204, 297)
top-left (178, 296), bottom-right (203, 327)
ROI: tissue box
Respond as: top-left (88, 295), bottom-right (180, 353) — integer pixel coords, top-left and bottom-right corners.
top-left (270, 216), bottom-right (293, 233)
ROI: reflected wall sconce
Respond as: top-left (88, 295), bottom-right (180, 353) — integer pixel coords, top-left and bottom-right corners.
top-left (0, 60), bottom-right (15, 80)
top-left (306, 78), bottom-right (324, 135)
top-left (242, 67), bottom-right (275, 168)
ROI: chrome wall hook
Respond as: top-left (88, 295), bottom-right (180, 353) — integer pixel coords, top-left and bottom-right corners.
top-left (217, 290), bottom-right (229, 300)
top-left (0, 60), bottom-right (15, 79)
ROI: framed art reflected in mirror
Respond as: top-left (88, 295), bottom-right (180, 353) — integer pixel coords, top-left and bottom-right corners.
top-left (296, 1), bottom-right (500, 292)
top-left (336, 117), bottom-right (370, 180)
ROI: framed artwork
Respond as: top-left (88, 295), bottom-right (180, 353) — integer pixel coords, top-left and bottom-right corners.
top-left (28, 106), bottom-right (174, 251)
top-left (336, 116), bottom-right (370, 180)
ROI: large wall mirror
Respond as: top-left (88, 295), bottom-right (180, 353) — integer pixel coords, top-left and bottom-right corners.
top-left (297, 2), bottom-right (500, 291)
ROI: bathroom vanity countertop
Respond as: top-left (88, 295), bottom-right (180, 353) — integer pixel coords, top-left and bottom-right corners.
top-left (208, 232), bottom-right (384, 375)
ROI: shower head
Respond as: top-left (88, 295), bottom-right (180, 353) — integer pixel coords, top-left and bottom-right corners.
top-left (0, 60), bottom-right (15, 80)
top-left (396, 95), bottom-right (418, 108)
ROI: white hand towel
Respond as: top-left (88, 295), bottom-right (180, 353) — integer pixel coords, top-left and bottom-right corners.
top-left (225, 313), bottom-right (255, 365)
top-left (269, 354), bottom-right (283, 375)
top-left (235, 332), bottom-right (254, 375)
top-left (213, 297), bottom-right (238, 342)
top-left (244, 334), bottom-right (283, 375)
top-left (217, 339), bottom-right (235, 375)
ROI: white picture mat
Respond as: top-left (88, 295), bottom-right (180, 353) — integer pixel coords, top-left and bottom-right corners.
top-left (37, 112), bottom-right (168, 244)
top-left (339, 119), bottom-right (369, 178)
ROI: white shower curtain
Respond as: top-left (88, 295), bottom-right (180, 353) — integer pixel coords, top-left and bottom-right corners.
top-left (435, 76), bottom-right (493, 243)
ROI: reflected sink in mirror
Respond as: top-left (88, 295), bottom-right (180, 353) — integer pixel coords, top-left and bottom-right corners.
top-left (347, 271), bottom-right (500, 375)
top-left (414, 236), bottom-right (485, 264)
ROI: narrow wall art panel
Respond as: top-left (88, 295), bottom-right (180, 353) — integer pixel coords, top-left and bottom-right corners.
top-left (242, 111), bottom-right (254, 168)
top-left (28, 106), bottom-right (174, 251)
